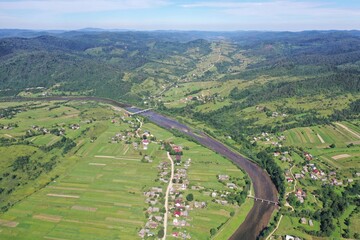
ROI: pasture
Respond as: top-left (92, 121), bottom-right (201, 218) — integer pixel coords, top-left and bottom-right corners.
top-left (0, 101), bottom-right (249, 239)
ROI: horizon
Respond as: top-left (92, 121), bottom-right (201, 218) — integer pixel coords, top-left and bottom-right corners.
top-left (1, 28), bottom-right (360, 33)
top-left (1, 0), bottom-right (360, 31)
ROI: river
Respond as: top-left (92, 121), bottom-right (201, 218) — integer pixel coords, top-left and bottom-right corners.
top-left (4, 97), bottom-right (278, 240)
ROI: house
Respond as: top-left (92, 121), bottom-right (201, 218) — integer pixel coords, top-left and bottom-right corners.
top-left (310, 174), bottom-right (318, 180)
top-left (142, 139), bottom-right (150, 150)
top-left (133, 142), bottom-right (138, 149)
top-left (304, 152), bottom-right (313, 161)
top-left (313, 169), bottom-right (320, 176)
top-left (218, 175), bottom-right (229, 181)
top-left (173, 218), bottom-right (179, 226)
top-left (295, 173), bottom-right (304, 179)
top-left (274, 152), bottom-right (281, 157)
top-left (301, 217), bottom-right (307, 224)
top-left (70, 124), bottom-right (80, 130)
top-left (296, 189), bottom-right (306, 197)
top-left (226, 183), bottom-right (237, 189)
top-left (296, 189), bottom-right (306, 203)
top-left (211, 192), bottom-right (217, 198)
top-left (172, 145), bottom-right (182, 153)
top-left (286, 178), bottom-right (294, 183)
top-left (194, 201), bottom-right (206, 208)
top-left (285, 235), bottom-right (301, 240)
top-left (151, 187), bottom-right (163, 193)
top-left (309, 219), bottom-right (314, 226)
top-left (220, 200), bottom-right (228, 205)
top-left (174, 211), bottom-right (181, 217)
top-left (147, 207), bottom-right (159, 213)
top-left (181, 210), bottom-right (189, 217)
top-left (146, 221), bottom-right (158, 229)
top-left (138, 228), bottom-right (147, 238)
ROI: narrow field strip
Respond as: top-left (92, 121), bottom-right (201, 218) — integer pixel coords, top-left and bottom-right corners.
top-left (0, 219), bottom-right (18, 227)
top-left (105, 217), bottom-right (143, 225)
top-left (47, 186), bottom-right (123, 194)
top-left (123, 145), bottom-right (130, 155)
top-left (113, 202), bottom-right (132, 207)
top-left (94, 155), bottom-right (140, 161)
top-left (89, 163), bottom-right (107, 166)
top-left (71, 205), bottom-right (97, 212)
top-left (47, 194), bottom-right (80, 199)
top-left (332, 154), bottom-right (351, 160)
top-left (33, 214), bottom-right (62, 223)
top-left (336, 122), bottom-right (360, 139)
top-left (317, 134), bottom-right (325, 143)
top-left (44, 236), bottom-right (69, 240)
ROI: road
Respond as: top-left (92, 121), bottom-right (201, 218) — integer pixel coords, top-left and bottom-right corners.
top-left (163, 152), bottom-right (174, 240)
top-left (133, 108), bottom-right (278, 240)
top-left (265, 214), bottom-right (283, 240)
top-left (5, 96), bottom-right (278, 240)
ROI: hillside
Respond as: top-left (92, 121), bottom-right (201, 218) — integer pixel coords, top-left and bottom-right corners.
top-left (0, 30), bottom-right (359, 239)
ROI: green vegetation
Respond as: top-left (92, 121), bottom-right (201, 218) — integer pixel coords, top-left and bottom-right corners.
top-left (0, 101), bottom-right (248, 239)
top-left (1, 30), bottom-right (360, 239)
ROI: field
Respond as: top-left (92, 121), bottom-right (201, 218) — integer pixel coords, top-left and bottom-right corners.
top-left (283, 123), bottom-right (360, 171)
top-left (0, 101), bottom-right (249, 239)
top-left (265, 120), bottom-right (360, 239)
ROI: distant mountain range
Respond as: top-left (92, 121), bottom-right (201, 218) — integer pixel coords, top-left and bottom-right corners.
top-left (0, 29), bottom-right (359, 103)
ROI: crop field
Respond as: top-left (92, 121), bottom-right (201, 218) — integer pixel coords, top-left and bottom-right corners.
top-left (0, 101), bottom-right (249, 239)
top-left (283, 122), bottom-right (360, 171)
top-left (284, 124), bottom-right (359, 147)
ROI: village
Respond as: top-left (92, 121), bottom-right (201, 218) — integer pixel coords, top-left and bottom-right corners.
top-left (250, 126), bottom-right (360, 239)
top-left (106, 113), bottom-right (248, 239)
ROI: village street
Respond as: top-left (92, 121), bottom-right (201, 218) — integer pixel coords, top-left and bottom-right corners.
top-left (163, 152), bottom-right (174, 240)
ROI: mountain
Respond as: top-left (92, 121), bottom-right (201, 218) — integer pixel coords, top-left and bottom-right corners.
top-left (1, 30), bottom-right (360, 102)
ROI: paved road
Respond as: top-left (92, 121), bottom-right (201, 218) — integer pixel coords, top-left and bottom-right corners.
top-left (135, 109), bottom-right (278, 240)
top-left (163, 152), bottom-right (174, 240)
top-left (5, 96), bottom-right (278, 240)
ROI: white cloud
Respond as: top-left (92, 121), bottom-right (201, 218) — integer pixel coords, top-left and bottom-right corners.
top-left (181, 0), bottom-right (360, 17)
top-left (0, 0), bottom-right (169, 13)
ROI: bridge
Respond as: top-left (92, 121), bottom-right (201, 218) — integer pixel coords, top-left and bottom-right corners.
top-left (247, 195), bottom-right (279, 206)
top-left (129, 108), bottom-right (153, 116)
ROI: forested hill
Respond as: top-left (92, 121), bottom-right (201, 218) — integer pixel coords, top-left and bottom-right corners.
top-left (0, 31), bottom-right (212, 101)
top-left (0, 30), bottom-right (360, 104)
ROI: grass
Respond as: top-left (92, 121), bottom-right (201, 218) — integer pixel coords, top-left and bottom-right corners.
top-left (274, 215), bottom-right (323, 240)
top-left (213, 198), bottom-right (254, 240)
top-left (0, 101), bottom-right (250, 239)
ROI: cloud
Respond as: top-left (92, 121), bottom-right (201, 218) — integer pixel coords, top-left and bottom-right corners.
top-left (181, 0), bottom-right (360, 17)
top-left (0, 0), bottom-right (169, 14)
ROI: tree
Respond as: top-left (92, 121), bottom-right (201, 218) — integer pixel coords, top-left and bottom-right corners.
top-left (157, 228), bottom-right (164, 238)
top-left (210, 228), bottom-right (217, 236)
top-left (186, 193), bottom-right (194, 201)
top-left (329, 143), bottom-right (336, 148)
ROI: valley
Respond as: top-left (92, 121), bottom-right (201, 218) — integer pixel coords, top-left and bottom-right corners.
top-left (0, 100), bottom-right (252, 239)
top-left (0, 30), bottom-right (359, 239)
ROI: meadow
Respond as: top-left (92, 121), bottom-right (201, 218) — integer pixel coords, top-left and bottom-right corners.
top-left (0, 101), bottom-right (249, 239)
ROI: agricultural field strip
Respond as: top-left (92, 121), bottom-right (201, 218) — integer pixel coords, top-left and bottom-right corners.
top-left (94, 155), bottom-right (140, 161)
top-left (336, 122), bottom-right (360, 139)
top-left (317, 134), bottom-right (325, 143)
top-left (47, 186), bottom-right (127, 194)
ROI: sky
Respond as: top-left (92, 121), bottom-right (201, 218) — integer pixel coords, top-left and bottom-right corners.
top-left (0, 0), bottom-right (360, 31)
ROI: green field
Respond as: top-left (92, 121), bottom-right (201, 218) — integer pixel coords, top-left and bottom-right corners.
top-left (0, 101), bottom-right (249, 239)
